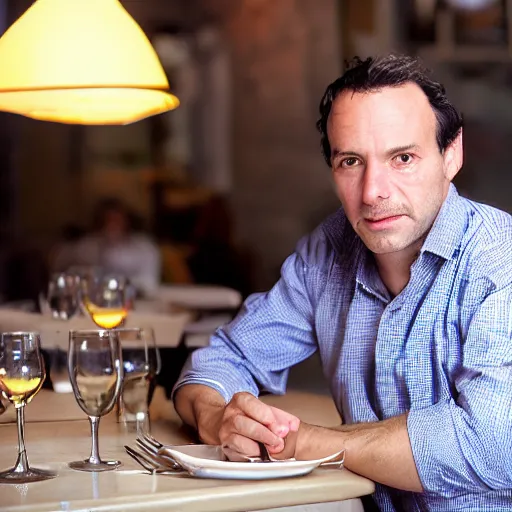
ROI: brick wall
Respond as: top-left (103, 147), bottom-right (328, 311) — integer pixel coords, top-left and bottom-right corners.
top-left (217, 0), bottom-right (342, 289)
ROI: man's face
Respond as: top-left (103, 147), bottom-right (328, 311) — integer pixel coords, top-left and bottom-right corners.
top-left (327, 83), bottom-right (462, 256)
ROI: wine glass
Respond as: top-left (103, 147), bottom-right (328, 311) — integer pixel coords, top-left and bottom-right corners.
top-left (116, 327), bottom-right (161, 434)
top-left (40, 272), bottom-right (81, 320)
top-left (48, 347), bottom-right (73, 393)
top-left (68, 329), bottom-right (123, 472)
top-left (0, 332), bottom-right (57, 483)
top-left (80, 272), bottom-right (132, 329)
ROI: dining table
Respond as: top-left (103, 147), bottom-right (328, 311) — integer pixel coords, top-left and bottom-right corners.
top-left (0, 389), bottom-right (375, 512)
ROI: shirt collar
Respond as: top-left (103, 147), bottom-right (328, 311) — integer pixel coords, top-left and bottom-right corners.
top-left (421, 184), bottom-right (469, 260)
top-left (355, 249), bottom-right (391, 303)
top-left (322, 212), bottom-right (391, 302)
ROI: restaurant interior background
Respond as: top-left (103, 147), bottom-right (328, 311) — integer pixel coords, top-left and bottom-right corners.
top-left (0, 0), bottom-right (509, 359)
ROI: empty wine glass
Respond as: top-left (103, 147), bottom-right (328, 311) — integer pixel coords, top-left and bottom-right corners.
top-left (0, 332), bottom-right (57, 483)
top-left (68, 329), bottom-right (123, 472)
top-left (80, 272), bottom-right (132, 329)
top-left (116, 327), bottom-right (161, 434)
top-left (40, 272), bottom-right (81, 320)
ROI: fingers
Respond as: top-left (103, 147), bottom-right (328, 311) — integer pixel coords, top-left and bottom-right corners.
top-left (230, 394), bottom-right (300, 437)
top-left (220, 412), bottom-right (285, 449)
top-left (222, 444), bottom-right (258, 462)
top-left (270, 406), bottom-right (301, 434)
top-left (230, 393), bottom-right (276, 426)
top-left (221, 434), bottom-right (260, 459)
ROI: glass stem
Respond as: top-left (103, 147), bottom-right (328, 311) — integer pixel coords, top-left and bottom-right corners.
top-left (87, 416), bottom-right (101, 465)
top-left (136, 411), bottom-right (150, 436)
top-left (13, 405), bottom-right (29, 473)
top-left (116, 395), bottom-right (123, 423)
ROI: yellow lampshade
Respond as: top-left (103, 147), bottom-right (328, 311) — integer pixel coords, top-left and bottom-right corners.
top-left (0, 0), bottom-right (179, 124)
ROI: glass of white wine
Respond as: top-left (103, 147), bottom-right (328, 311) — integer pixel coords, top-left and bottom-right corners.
top-left (80, 273), bottom-right (132, 330)
top-left (0, 332), bottom-right (57, 483)
top-left (68, 329), bottom-right (123, 472)
top-left (116, 327), bottom-right (161, 434)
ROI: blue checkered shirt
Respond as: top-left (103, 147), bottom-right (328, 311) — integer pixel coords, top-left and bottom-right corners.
top-left (175, 185), bottom-right (512, 511)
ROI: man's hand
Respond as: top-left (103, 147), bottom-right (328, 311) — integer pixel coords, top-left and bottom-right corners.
top-left (218, 392), bottom-right (300, 457)
top-left (174, 385), bottom-right (300, 458)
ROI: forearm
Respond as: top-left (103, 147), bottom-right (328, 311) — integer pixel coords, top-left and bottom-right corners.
top-left (173, 384), bottom-right (226, 445)
top-left (295, 414), bottom-right (423, 493)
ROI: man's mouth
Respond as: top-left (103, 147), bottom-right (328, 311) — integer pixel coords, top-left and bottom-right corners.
top-left (363, 214), bottom-right (405, 229)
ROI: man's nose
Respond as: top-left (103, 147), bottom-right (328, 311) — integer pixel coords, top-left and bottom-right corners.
top-left (361, 161), bottom-right (391, 206)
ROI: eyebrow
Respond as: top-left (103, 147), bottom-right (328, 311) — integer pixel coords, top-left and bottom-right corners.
top-left (330, 149), bottom-right (363, 162)
top-left (385, 144), bottom-right (420, 158)
top-left (330, 144), bottom-right (420, 163)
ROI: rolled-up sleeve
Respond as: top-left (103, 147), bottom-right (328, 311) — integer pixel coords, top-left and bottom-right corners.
top-left (172, 237), bottom-right (325, 402)
top-left (408, 284), bottom-right (512, 497)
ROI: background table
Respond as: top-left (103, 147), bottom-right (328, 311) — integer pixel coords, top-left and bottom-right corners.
top-left (0, 283), bottom-right (244, 351)
top-left (0, 309), bottom-right (192, 350)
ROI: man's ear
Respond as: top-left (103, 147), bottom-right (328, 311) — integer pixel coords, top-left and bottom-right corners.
top-left (443, 129), bottom-right (463, 181)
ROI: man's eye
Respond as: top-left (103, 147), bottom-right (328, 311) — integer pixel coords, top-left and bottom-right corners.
top-left (395, 154), bottom-right (413, 164)
top-left (341, 157), bottom-right (360, 168)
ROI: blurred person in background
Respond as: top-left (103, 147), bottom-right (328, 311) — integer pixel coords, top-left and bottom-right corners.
top-left (173, 55), bottom-right (512, 511)
top-left (53, 198), bottom-right (161, 297)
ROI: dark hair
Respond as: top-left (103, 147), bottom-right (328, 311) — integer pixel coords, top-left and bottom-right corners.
top-left (316, 54), bottom-right (463, 167)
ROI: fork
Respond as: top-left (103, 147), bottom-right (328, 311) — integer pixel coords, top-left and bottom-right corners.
top-left (124, 445), bottom-right (187, 475)
top-left (136, 436), bottom-right (182, 470)
top-left (140, 432), bottom-right (164, 450)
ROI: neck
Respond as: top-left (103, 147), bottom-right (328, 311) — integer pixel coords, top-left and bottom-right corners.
top-left (374, 241), bottom-right (423, 298)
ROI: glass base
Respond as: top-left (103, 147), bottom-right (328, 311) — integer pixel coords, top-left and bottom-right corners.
top-left (0, 467), bottom-right (57, 483)
top-left (68, 459), bottom-right (121, 472)
top-left (118, 416), bottom-right (151, 436)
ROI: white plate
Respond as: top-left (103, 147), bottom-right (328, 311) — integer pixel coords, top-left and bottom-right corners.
top-left (159, 444), bottom-right (344, 480)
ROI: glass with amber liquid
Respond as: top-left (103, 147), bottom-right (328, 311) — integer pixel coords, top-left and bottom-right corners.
top-left (81, 273), bottom-right (131, 330)
top-left (0, 332), bottom-right (57, 483)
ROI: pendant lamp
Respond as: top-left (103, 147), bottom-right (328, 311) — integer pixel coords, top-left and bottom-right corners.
top-left (0, 0), bottom-right (180, 125)
top-left (445, 0), bottom-right (499, 10)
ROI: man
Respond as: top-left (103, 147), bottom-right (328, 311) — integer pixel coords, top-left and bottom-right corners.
top-left (173, 55), bottom-right (512, 511)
